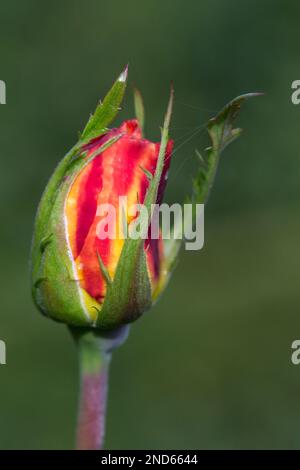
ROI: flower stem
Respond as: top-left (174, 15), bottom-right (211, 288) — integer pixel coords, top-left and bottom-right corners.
top-left (77, 335), bottom-right (110, 450)
top-left (71, 326), bottom-right (129, 450)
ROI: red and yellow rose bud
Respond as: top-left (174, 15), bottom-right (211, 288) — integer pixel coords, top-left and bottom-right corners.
top-left (31, 66), bottom-right (258, 331)
top-left (31, 68), bottom-right (174, 330)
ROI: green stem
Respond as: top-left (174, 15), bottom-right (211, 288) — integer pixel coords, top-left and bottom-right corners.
top-left (71, 326), bottom-right (129, 450)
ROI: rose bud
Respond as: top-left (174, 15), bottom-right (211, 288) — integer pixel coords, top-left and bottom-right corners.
top-left (31, 67), bottom-right (174, 330)
top-left (31, 66), bottom-right (258, 331)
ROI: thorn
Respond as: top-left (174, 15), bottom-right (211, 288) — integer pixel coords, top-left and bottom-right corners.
top-left (195, 149), bottom-right (204, 163)
top-left (139, 164), bottom-right (153, 181)
top-left (96, 250), bottom-right (112, 286)
top-left (40, 233), bottom-right (53, 253)
top-left (92, 306), bottom-right (101, 314)
top-left (133, 85), bottom-right (145, 134)
top-left (34, 277), bottom-right (47, 288)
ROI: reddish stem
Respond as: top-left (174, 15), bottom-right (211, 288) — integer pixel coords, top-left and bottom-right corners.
top-left (71, 326), bottom-right (129, 450)
top-left (77, 350), bottom-right (110, 450)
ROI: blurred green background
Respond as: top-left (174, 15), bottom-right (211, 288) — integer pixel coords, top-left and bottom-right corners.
top-left (1, 0), bottom-right (300, 449)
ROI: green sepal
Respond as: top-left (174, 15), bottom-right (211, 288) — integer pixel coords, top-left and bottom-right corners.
top-left (133, 86), bottom-right (145, 135)
top-left (97, 251), bottom-right (112, 287)
top-left (191, 93), bottom-right (261, 205)
top-left (30, 68), bottom-right (128, 326)
top-left (96, 85), bottom-right (174, 329)
top-left (162, 93), bottom-right (260, 292)
top-left (31, 134), bottom-right (123, 326)
top-left (80, 66), bottom-right (128, 144)
top-left (138, 164), bottom-right (153, 182)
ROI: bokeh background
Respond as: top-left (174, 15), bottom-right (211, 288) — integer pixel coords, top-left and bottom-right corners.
top-left (0, 0), bottom-right (300, 449)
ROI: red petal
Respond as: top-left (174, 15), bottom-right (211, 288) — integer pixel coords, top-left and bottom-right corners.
top-left (65, 120), bottom-right (173, 303)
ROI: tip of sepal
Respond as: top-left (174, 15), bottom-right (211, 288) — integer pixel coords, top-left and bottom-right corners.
top-left (80, 67), bottom-right (128, 144)
top-left (133, 86), bottom-right (145, 134)
top-left (118, 64), bottom-right (129, 83)
top-left (164, 82), bottom-right (174, 130)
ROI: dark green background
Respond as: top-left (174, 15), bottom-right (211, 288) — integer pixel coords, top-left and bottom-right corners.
top-left (1, 0), bottom-right (300, 449)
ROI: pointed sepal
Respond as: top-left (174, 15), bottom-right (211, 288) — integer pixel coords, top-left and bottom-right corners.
top-left (133, 86), bottom-right (145, 135)
top-left (80, 65), bottom-right (128, 144)
top-left (96, 85), bottom-right (174, 329)
top-left (161, 93), bottom-right (261, 295)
